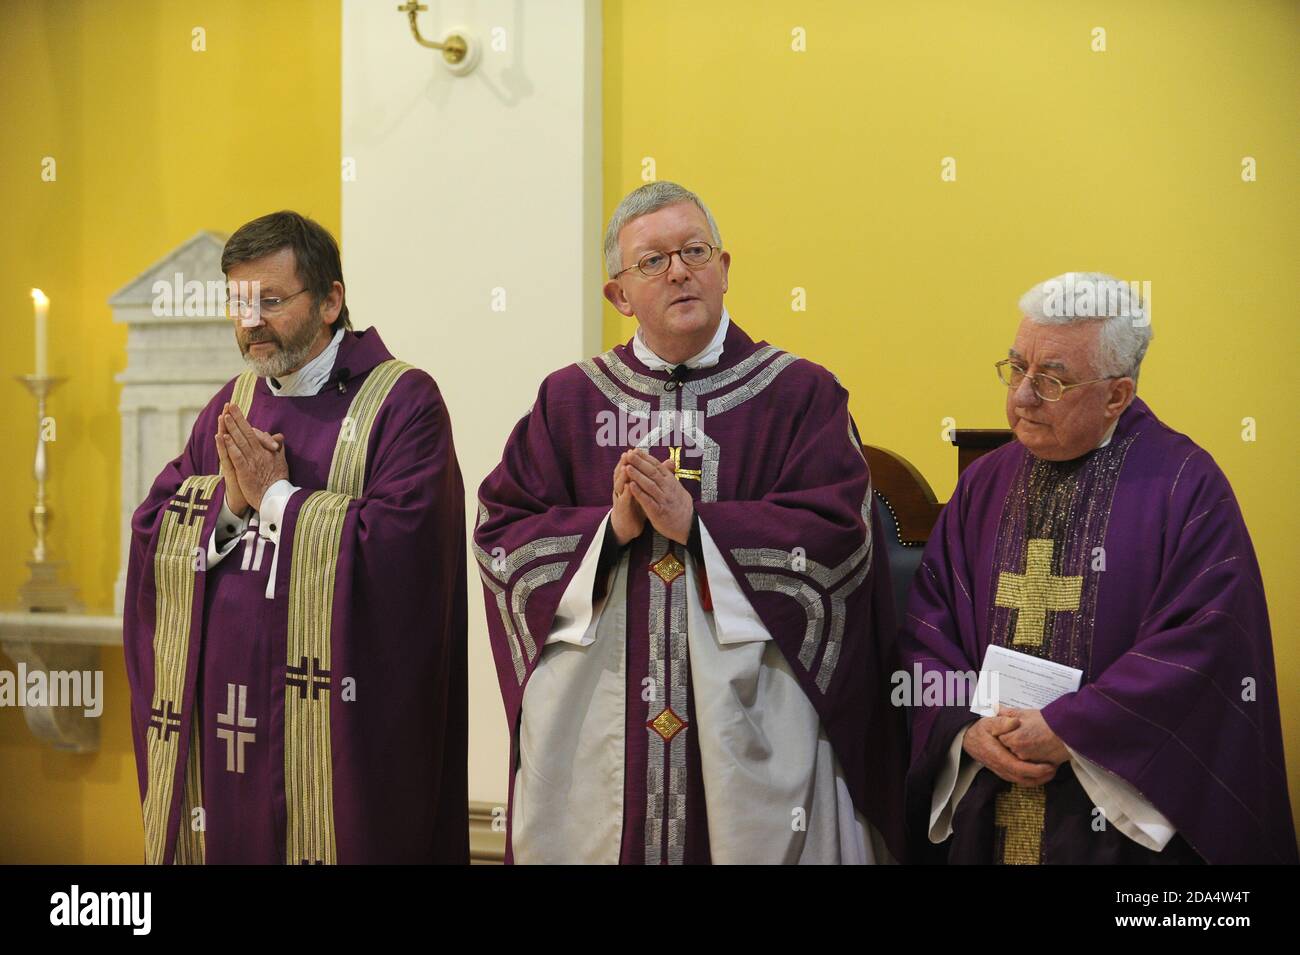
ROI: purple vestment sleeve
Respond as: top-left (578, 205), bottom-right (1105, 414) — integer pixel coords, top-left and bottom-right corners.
top-left (122, 379), bottom-right (238, 837)
top-left (473, 377), bottom-right (611, 864)
top-left (898, 462), bottom-right (989, 857)
top-left (275, 371), bottom-right (469, 863)
top-left (1040, 451), bottom-right (1296, 864)
top-left (693, 369), bottom-right (911, 863)
top-left (473, 376), bottom-right (610, 723)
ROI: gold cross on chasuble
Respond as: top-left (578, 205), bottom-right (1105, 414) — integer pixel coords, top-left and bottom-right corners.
top-left (995, 538), bottom-right (1083, 648)
top-left (995, 784), bottom-right (1046, 865)
top-left (668, 446), bottom-right (702, 482)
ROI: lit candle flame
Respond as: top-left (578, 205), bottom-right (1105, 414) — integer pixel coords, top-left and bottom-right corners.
top-left (31, 288), bottom-right (49, 306)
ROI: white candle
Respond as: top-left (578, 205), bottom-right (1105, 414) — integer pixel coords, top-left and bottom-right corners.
top-left (31, 288), bottom-right (49, 378)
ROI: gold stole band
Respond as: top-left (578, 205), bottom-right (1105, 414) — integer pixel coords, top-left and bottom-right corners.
top-left (284, 359), bottom-right (412, 864)
top-left (143, 472), bottom-right (220, 864)
top-left (145, 371), bottom-right (257, 865)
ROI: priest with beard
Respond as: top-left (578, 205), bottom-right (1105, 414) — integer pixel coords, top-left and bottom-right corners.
top-left (122, 211), bottom-right (468, 864)
top-left (902, 273), bottom-right (1296, 864)
top-left (474, 182), bottom-right (909, 864)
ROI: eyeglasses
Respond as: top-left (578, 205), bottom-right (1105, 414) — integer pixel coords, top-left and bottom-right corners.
top-left (995, 359), bottom-right (1117, 401)
top-left (227, 288), bottom-right (309, 319)
top-left (612, 242), bottom-right (720, 279)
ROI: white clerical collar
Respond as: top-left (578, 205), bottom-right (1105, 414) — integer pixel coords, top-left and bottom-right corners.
top-left (1096, 418), bottom-right (1119, 449)
top-left (267, 327), bottom-right (344, 397)
top-left (633, 308), bottom-right (730, 371)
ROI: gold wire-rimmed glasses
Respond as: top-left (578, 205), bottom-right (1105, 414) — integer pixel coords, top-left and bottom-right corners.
top-left (995, 359), bottom-right (1117, 401)
top-left (612, 242), bottom-right (719, 279)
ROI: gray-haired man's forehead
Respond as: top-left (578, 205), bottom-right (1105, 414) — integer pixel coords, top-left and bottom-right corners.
top-left (627, 233), bottom-right (713, 258)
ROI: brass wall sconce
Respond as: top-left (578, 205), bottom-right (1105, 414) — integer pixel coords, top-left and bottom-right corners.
top-left (398, 1), bottom-right (481, 75)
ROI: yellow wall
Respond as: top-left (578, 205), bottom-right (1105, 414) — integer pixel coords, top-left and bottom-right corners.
top-left (0, 0), bottom-right (340, 863)
top-left (603, 0), bottom-right (1300, 835)
top-left (2, 0), bottom-right (1295, 862)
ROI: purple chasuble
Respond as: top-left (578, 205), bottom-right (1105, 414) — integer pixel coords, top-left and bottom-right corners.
top-left (123, 327), bottom-right (469, 864)
top-left (474, 319), bottom-right (910, 864)
top-left (902, 397), bottom-right (1296, 864)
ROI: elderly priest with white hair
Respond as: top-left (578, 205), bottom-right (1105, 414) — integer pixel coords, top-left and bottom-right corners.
top-left (902, 272), bottom-right (1296, 864)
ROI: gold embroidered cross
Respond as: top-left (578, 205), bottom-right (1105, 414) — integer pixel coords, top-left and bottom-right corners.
top-left (668, 446), bottom-right (702, 482)
top-left (995, 784), bottom-right (1046, 865)
top-left (995, 538), bottom-right (1083, 648)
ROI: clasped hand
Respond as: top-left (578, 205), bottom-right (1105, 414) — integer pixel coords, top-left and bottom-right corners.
top-left (611, 448), bottom-right (694, 546)
top-left (962, 705), bottom-right (1070, 787)
top-left (215, 403), bottom-right (289, 515)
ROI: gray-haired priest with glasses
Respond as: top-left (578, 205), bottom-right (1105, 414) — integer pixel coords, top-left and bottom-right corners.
top-left (122, 210), bottom-right (469, 864)
top-left (901, 272), bottom-right (1295, 864)
top-left (475, 181), bottom-right (910, 864)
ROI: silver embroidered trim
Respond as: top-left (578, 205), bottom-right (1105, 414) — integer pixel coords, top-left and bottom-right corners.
top-left (728, 483), bottom-right (875, 691)
top-left (645, 529), bottom-right (668, 865)
top-left (666, 565), bottom-right (688, 865)
top-left (821, 554), bottom-right (872, 692)
top-left (597, 344), bottom-right (781, 398)
top-left (474, 571), bottom-right (524, 684)
top-left (472, 530), bottom-right (581, 685)
top-left (744, 573), bottom-right (825, 669)
top-left (705, 352), bottom-right (801, 416)
top-left (730, 498), bottom-right (872, 588)
top-left (688, 345), bottom-right (781, 393)
top-left (578, 358), bottom-right (652, 418)
top-left (510, 561), bottom-right (568, 666)
top-left (472, 533), bottom-right (581, 585)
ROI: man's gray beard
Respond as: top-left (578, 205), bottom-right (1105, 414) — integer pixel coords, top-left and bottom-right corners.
top-left (241, 319), bottom-right (322, 378)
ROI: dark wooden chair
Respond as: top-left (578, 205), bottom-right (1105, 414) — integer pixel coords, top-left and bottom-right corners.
top-left (865, 430), bottom-right (1014, 615)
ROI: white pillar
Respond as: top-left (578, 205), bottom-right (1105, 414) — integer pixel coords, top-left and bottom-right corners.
top-left (342, 1), bottom-right (603, 807)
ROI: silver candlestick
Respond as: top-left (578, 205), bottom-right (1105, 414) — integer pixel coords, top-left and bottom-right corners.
top-left (15, 375), bottom-right (81, 612)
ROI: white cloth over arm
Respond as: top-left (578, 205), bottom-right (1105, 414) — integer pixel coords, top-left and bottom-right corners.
top-left (206, 479), bottom-right (299, 597)
top-left (691, 520), bottom-right (893, 864)
top-left (512, 510), bottom-right (622, 863)
top-left (512, 509), bottom-right (895, 864)
top-left (928, 726), bottom-right (982, 843)
top-left (1065, 744), bottom-right (1176, 851)
top-left (207, 498), bottom-right (250, 568)
top-left (546, 511), bottom-right (613, 647)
